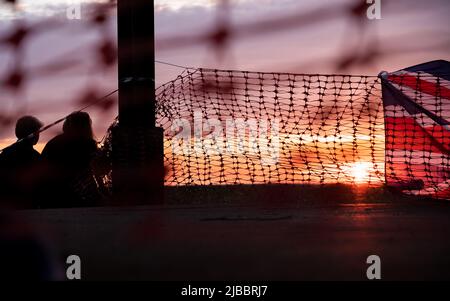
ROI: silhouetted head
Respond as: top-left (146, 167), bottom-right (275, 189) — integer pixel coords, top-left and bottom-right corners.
top-left (63, 112), bottom-right (94, 139)
top-left (15, 116), bottom-right (43, 145)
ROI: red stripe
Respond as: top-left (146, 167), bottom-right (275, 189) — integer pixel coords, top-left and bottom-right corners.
top-left (388, 74), bottom-right (450, 100)
top-left (435, 189), bottom-right (450, 198)
top-left (385, 117), bottom-right (450, 153)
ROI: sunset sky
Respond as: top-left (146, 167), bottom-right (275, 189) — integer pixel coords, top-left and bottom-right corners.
top-left (0, 0), bottom-right (449, 153)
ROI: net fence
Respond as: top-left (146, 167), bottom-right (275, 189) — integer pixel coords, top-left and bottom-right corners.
top-left (145, 68), bottom-right (386, 186)
top-left (88, 66), bottom-right (450, 200)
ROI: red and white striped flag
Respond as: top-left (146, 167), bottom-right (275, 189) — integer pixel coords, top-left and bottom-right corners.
top-left (381, 60), bottom-right (450, 199)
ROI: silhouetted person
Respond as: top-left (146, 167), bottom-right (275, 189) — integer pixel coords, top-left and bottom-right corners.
top-left (0, 116), bottom-right (43, 209)
top-left (40, 112), bottom-right (100, 208)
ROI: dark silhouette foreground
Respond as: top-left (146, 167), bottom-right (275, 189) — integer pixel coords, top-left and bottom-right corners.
top-left (40, 112), bottom-right (102, 208)
top-left (0, 116), bottom-right (43, 209)
top-left (1, 112), bottom-right (106, 209)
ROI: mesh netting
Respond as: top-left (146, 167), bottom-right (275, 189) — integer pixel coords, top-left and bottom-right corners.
top-left (93, 66), bottom-right (450, 200)
top-left (153, 68), bottom-right (385, 186)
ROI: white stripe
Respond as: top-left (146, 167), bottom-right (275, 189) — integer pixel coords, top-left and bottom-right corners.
top-left (387, 150), bottom-right (449, 166)
top-left (384, 105), bottom-right (444, 128)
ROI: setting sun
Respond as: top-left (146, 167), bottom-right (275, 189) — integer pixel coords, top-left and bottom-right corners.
top-left (345, 162), bottom-right (372, 183)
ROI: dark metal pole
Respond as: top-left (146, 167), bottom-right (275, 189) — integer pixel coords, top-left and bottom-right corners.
top-left (117, 0), bottom-right (155, 127)
top-left (113, 0), bottom-right (164, 205)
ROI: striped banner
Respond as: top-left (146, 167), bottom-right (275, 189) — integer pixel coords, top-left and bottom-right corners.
top-left (381, 60), bottom-right (450, 199)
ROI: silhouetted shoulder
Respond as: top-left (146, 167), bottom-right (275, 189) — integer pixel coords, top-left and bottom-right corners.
top-left (42, 133), bottom-right (97, 168)
top-left (41, 134), bottom-right (65, 159)
top-left (0, 142), bottom-right (40, 169)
